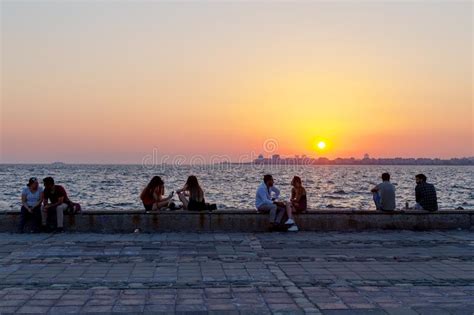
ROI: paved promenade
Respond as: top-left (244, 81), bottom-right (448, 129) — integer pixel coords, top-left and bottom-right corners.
top-left (0, 231), bottom-right (473, 315)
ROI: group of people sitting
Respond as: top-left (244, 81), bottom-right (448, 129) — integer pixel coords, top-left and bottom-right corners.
top-left (140, 175), bottom-right (211, 211)
top-left (255, 172), bottom-right (438, 231)
top-left (18, 172), bottom-right (439, 233)
top-left (19, 177), bottom-right (79, 233)
top-left (255, 175), bottom-right (307, 232)
top-left (370, 173), bottom-right (438, 212)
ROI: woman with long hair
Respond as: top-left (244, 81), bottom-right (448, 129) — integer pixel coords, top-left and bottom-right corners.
top-left (283, 176), bottom-right (307, 231)
top-left (176, 175), bottom-right (206, 211)
top-left (140, 176), bottom-right (173, 211)
top-left (290, 176), bottom-right (307, 213)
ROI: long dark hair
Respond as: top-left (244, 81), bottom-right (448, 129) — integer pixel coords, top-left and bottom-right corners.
top-left (291, 176), bottom-right (306, 197)
top-left (186, 175), bottom-right (204, 202)
top-left (142, 176), bottom-right (164, 199)
top-left (291, 176), bottom-right (302, 187)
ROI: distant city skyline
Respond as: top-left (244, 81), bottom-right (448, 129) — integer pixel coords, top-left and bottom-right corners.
top-left (1, 152), bottom-right (473, 166)
top-left (1, 1), bottom-right (472, 163)
top-left (253, 153), bottom-right (474, 166)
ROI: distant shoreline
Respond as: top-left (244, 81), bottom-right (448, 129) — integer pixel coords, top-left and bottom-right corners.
top-left (0, 162), bottom-right (473, 166)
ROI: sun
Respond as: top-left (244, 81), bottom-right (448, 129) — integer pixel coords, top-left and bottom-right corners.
top-left (317, 141), bottom-right (326, 150)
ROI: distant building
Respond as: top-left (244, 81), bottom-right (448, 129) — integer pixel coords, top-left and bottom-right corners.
top-left (252, 154), bottom-right (473, 166)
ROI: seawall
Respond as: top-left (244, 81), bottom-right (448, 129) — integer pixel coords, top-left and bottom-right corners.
top-left (0, 209), bottom-right (472, 233)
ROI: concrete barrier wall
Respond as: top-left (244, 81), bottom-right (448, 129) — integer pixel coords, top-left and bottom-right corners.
top-left (0, 209), bottom-right (472, 233)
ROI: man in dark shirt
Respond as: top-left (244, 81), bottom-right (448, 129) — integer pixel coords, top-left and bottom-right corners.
top-left (415, 174), bottom-right (438, 211)
top-left (43, 177), bottom-right (71, 232)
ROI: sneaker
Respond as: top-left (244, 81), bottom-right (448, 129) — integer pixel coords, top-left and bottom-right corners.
top-left (287, 225), bottom-right (299, 232)
top-left (285, 218), bottom-right (295, 225)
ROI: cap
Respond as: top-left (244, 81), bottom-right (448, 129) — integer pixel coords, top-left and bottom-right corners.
top-left (27, 177), bottom-right (38, 187)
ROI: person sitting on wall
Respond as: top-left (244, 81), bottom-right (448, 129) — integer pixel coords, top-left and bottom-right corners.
top-left (256, 174), bottom-right (297, 232)
top-left (140, 176), bottom-right (174, 211)
top-left (176, 176), bottom-right (207, 211)
top-left (414, 174), bottom-right (438, 211)
top-left (19, 177), bottom-right (43, 233)
top-left (371, 172), bottom-right (396, 211)
top-left (42, 177), bottom-right (71, 233)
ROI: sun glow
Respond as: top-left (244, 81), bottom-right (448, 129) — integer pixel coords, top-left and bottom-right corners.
top-left (317, 141), bottom-right (327, 150)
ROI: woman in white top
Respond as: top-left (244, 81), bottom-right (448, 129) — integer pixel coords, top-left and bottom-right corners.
top-left (19, 177), bottom-right (44, 233)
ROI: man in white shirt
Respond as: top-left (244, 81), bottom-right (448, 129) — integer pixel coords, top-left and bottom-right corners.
top-left (256, 174), bottom-right (297, 231)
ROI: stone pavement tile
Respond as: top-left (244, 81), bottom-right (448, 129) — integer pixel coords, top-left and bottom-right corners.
top-left (383, 307), bottom-right (419, 315)
top-left (48, 306), bottom-right (83, 314)
top-left (111, 304), bottom-right (145, 313)
top-left (239, 310), bottom-right (272, 315)
top-left (412, 307), bottom-right (453, 315)
top-left (377, 303), bottom-right (404, 309)
top-left (0, 299), bottom-right (27, 307)
top-left (207, 298), bottom-right (235, 304)
top-left (57, 294), bottom-right (90, 301)
top-left (207, 311), bottom-right (240, 315)
top-left (316, 303), bottom-right (349, 310)
top-left (0, 306), bottom-right (19, 315)
top-left (116, 298), bottom-right (146, 306)
top-left (16, 305), bottom-right (52, 314)
top-left (146, 296), bottom-right (175, 304)
top-left (24, 299), bottom-right (57, 307)
top-left (322, 310), bottom-right (387, 315)
top-left (31, 292), bottom-right (64, 300)
top-left (445, 308), bottom-right (474, 315)
top-left (268, 303), bottom-right (301, 311)
top-left (4, 290), bottom-right (37, 298)
top-left (54, 299), bottom-right (88, 306)
top-left (144, 304), bottom-right (175, 312)
top-left (174, 304), bottom-right (207, 312)
top-left (204, 287), bottom-right (231, 296)
top-left (80, 305), bottom-right (114, 313)
top-left (176, 298), bottom-right (204, 305)
top-left (84, 299), bottom-right (115, 306)
top-left (345, 303), bottom-right (377, 309)
top-left (207, 303), bottom-right (238, 311)
top-left (232, 287), bottom-right (257, 293)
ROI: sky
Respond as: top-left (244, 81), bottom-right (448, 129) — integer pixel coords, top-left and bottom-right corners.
top-left (1, 0), bottom-right (473, 164)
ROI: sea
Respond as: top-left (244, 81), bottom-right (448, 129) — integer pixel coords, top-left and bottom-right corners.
top-left (0, 164), bottom-right (473, 211)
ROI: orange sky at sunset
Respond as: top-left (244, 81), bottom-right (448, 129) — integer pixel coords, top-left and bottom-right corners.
top-left (1, 1), bottom-right (472, 163)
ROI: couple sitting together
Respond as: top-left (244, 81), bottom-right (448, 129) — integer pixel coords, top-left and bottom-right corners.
top-left (140, 175), bottom-right (213, 211)
top-left (255, 174), bottom-right (307, 232)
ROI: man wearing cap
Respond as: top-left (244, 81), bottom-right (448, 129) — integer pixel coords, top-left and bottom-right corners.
top-left (19, 177), bottom-right (44, 233)
top-left (43, 177), bottom-right (71, 233)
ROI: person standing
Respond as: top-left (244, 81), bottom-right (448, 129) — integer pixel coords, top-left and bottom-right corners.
top-left (371, 173), bottom-right (396, 211)
top-left (19, 177), bottom-right (43, 233)
top-left (414, 174), bottom-right (438, 211)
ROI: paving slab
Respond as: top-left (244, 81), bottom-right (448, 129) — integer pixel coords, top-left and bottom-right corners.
top-left (0, 231), bottom-right (472, 314)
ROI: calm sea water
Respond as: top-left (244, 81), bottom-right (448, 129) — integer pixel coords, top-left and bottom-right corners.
top-left (0, 164), bottom-right (472, 211)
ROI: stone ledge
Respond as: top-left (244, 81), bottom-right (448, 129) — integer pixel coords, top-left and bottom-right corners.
top-left (0, 209), bottom-right (472, 232)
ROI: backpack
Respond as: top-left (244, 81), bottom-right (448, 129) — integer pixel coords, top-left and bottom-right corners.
top-left (67, 202), bottom-right (82, 214)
